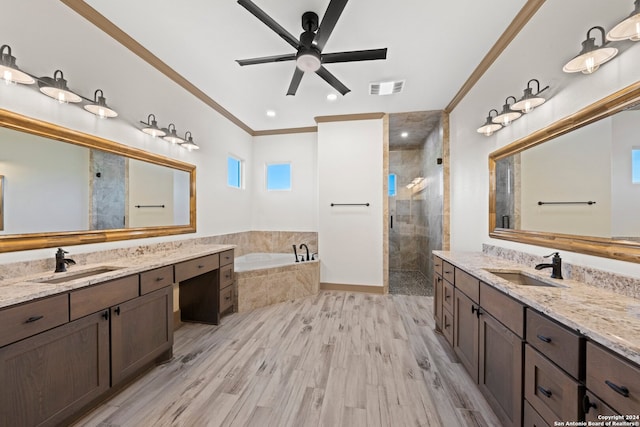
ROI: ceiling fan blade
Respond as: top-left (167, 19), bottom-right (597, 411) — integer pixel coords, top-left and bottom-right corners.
top-left (287, 67), bottom-right (305, 96)
top-left (315, 66), bottom-right (350, 95)
top-left (237, 0), bottom-right (300, 50)
top-left (322, 48), bottom-right (388, 64)
top-left (314, 0), bottom-right (348, 51)
top-left (236, 53), bottom-right (297, 66)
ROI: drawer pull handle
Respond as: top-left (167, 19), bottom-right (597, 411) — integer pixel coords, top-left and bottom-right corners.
top-left (198, 264), bottom-right (204, 269)
top-left (114, 307), bottom-right (121, 316)
top-left (102, 310), bottom-right (109, 320)
top-left (444, 293), bottom-right (450, 299)
top-left (582, 395), bottom-right (597, 413)
top-left (444, 321), bottom-right (450, 329)
top-left (25, 315), bottom-right (44, 323)
top-left (605, 380), bottom-right (630, 397)
top-left (471, 306), bottom-right (482, 317)
top-left (156, 277), bottom-right (165, 282)
top-left (444, 270), bottom-right (452, 274)
top-left (437, 277), bottom-right (442, 282)
top-left (537, 386), bottom-right (552, 398)
top-left (537, 334), bottom-right (552, 343)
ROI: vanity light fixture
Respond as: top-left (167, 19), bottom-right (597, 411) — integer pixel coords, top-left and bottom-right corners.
top-left (511, 79), bottom-right (549, 113)
top-left (38, 70), bottom-right (82, 104)
top-left (180, 131), bottom-right (200, 151)
top-left (83, 89), bottom-right (117, 118)
top-left (162, 123), bottom-right (184, 144)
top-left (140, 114), bottom-right (166, 137)
top-left (492, 97), bottom-right (522, 127)
top-left (563, 26), bottom-right (618, 74)
top-left (0, 45), bottom-right (34, 85)
top-left (477, 109), bottom-right (503, 137)
top-left (607, 0), bottom-right (640, 41)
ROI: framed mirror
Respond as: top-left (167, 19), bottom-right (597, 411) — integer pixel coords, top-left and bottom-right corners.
top-left (489, 80), bottom-right (640, 263)
top-left (0, 108), bottom-right (196, 253)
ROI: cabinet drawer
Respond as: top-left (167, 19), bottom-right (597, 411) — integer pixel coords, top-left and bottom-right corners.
top-left (480, 282), bottom-right (524, 337)
top-left (524, 344), bottom-right (581, 425)
top-left (220, 250), bottom-right (234, 267)
top-left (526, 309), bottom-right (582, 379)
top-left (70, 275), bottom-right (139, 320)
top-left (434, 275), bottom-right (443, 331)
top-left (586, 342), bottom-right (640, 416)
top-left (220, 286), bottom-right (234, 313)
top-left (442, 307), bottom-right (454, 346)
top-left (0, 294), bottom-right (69, 348)
top-left (442, 279), bottom-right (454, 313)
top-left (220, 264), bottom-right (234, 289)
top-left (442, 261), bottom-right (455, 285)
top-left (583, 390), bottom-right (619, 421)
top-left (455, 268), bottom-right (479, 303)
top-left (433, 256), bottom-right (443, 276)
top-left (523, 400), bottom-right (550, 427)
top-left (175, 254), bottom-right (219, 282)
top-left (140, 265), bottom-right (174, 295)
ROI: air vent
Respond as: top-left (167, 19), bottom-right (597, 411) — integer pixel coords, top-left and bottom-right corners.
top-left (369, 80), bottom-right (405, 96)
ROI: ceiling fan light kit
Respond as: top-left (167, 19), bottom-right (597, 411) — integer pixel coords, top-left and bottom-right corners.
top-left (236, 0), bottom-right (388, 96)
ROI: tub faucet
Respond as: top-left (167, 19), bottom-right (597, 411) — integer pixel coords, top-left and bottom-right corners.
top-left (299, 244), bottom-right (310, 261)
top-left (292, 245), bottom-right (299, 263)
top-left (54, 248), bottom-right (76, 273)
top-left (535, 252), bottom-right (563, 279)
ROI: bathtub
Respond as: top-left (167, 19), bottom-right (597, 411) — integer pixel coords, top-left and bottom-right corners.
top-left (234, 252), bottom-right (320, 312)
top-left (234, 252), bottom-right (300, 272)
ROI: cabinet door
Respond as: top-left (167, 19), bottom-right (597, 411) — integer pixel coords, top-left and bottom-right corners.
top-left (0, 311), bottom-right (109, 427)
top-left (454, 289), bottom-right (479, 382)
top-left (434, 274), bottom-right (443, 331)
top-left (111, 287), bottom-right (173, 386)
top-left (479, 312), bottom-right (523, 427)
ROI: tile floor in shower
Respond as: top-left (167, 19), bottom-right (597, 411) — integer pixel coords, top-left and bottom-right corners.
top-left (389, 269), bottom-right (432, 296)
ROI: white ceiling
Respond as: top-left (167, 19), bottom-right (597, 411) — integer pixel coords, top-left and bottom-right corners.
top-left (83, 0), bottom-right (527, 132)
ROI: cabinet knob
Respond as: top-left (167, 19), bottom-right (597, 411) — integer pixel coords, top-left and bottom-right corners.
top-left (437, 277), bottom-right (442, 282)
top-left (537, 386), bottom-right (552, 398)
top-left (582, 395), bottom-right (597, 414)
top-left (605, 380), bottom-right (630, 397)
top-left (536, 334), bottom-right (552, 343)
top-left (25, 315), bottom-right (44, 323)
top-left (156, 277), bottom-right (165, 282)
top-left (198, 265), bottom-right (204, 269)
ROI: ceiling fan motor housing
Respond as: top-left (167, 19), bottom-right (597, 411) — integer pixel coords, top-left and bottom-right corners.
top-left (302, 11), bottom-right (319, 32)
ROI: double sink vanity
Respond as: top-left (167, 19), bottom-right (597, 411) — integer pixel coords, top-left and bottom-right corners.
top-left (433, 251), bottom-right (640, 427)
top-left (0, 245), bottom-right (235, 427)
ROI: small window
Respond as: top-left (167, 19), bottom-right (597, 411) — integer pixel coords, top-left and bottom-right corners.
top-left (266, 163), bottom-right (291, 191)
top-left (388, 174), bottom-right (397, 196)
top-left (633, 149), bottom-right (640, 184)
top-left (228, 156), bottom-right (243, 189)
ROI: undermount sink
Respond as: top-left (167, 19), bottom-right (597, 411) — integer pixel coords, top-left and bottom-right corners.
top-left (36, 266), bottom-right (122, 284)
top-left (483, 269), bottom-right (566, 288)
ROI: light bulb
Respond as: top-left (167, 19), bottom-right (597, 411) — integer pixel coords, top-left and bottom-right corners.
top-left (583, 56), bottom-right (599, 74)
top-left (632, 22), bottom-right (640, 41)
top-left (502, 116), bottom-right (511, 126)
top-left (3, 70), bottom-right (13, 84)
top-left (484, 129), bottom-right (494, 137)
top-left (57, 92), bottom-right (67, 104)
top-left (523, 101), bottom-right (534, 114)
top-left (97, 108), bottom-right (106, 118)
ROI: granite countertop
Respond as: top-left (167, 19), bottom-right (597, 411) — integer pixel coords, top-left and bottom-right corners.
top-left (434, 251), bottom-right (640, 365)
top-left (0, 244), bottom-right (235, 310)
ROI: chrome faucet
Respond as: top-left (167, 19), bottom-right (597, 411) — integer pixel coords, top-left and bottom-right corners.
top-left (54, 248), bottom-right (76, 273)
top-left (299, 244), bottom-right (310, 261)
top-left (535, 252), bottom-right (563, 279)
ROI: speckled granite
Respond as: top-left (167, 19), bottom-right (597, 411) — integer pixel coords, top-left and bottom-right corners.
top-left (434, 250), bottom-right (640, 366)
top-left (0, 244), bottom-right (235, 309)
top-left (483, 244), bottom-right (640, 299)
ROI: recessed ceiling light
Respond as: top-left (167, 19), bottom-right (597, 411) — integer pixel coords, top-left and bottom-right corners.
top-left (327, 93), bottom-right (338, 101)
top-left (266, 110), bottom-right (276, 117)
top-left (401, 132), bottom-right (409, 138)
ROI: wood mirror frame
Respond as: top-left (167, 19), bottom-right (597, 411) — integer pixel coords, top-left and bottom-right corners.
top-left (0, 108), bottom-right (196, 253)
top-left (489, 80), bottom-right (640, 264)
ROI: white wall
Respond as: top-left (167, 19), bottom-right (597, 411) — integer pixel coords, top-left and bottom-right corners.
top-left (611, 110), bottom-right (640, 238)
top-left (520, 119), bottom-right (611, 237)
top-left (0, 128), bottom-right (89, 234)
top-left (251, 132), bottom-right (318, 231)
top-left (318, 119), bottom-right (384, 286)
top-left (450, 0), bottom-right (640, 278)
top-left (0, 0), bottom-right (253, 263)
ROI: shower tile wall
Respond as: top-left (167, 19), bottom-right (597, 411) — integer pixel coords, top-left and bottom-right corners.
top-left (389, 148), bottom-right (426, 271)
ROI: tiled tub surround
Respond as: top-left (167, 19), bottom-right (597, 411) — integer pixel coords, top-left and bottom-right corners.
top-left (0, 244), bottom-right (235, 309)
top-left (434, 250), bottom-right (640, 365)
top-left (236, 254), bottom-right (320, 313)
top-left (483, 244), bottom-right (640, 299)
top-left (0, 230), bottom-right (317, 281)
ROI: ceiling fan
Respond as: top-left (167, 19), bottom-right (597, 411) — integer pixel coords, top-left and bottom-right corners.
top-left (236, 0), bottom-right (388, 96)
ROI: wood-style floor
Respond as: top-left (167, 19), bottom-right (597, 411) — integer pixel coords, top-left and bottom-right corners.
top-left (74, 292), bottom-right (500, 427)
